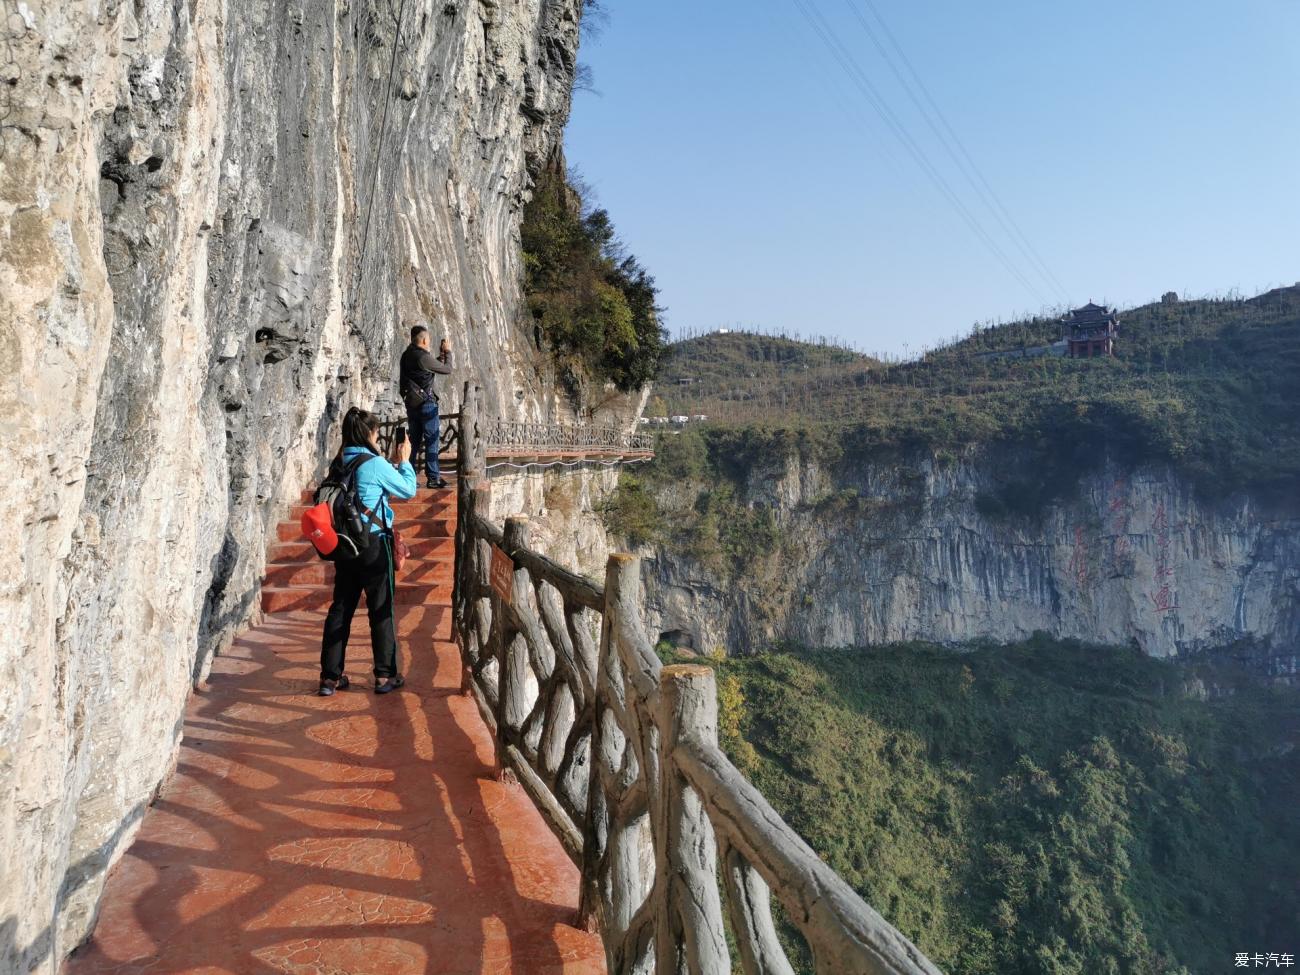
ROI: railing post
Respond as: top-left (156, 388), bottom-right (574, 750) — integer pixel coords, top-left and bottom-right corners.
top-left (654, 664), bottom-right (730, 975)
top-left (578, 552), bottom-right (647, 948)
top-left (476, 386), bottom-right (490, 472)
top-left (493, 516), bottom-right (531, 783)
top-left (453, 473), bottom-right (491, 697)
top-left (459, 380), bottom-right (473, 477)
top-left (455, 381), bottom-right (483, 690)
top-left (461, 381), bottom-right (486, 476)
top-left (452, 468), bottom-right (466, 662)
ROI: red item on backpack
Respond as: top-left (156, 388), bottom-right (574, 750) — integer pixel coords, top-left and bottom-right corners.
top-left (301, 502), bottom-right (340, 557)
top-left (302, 454), bottom-right (380, 562)
top-left (392, 529), bottom-right (409, 572)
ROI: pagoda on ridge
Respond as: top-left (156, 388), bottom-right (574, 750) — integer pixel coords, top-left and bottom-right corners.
top-left (1062, 302), bottom-right (1118, 358)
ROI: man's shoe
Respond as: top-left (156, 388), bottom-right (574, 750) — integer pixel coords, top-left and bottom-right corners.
top-left (427, 477), bottom-right (448, 490)
top-left (375, 674), bottom-right (406, 695)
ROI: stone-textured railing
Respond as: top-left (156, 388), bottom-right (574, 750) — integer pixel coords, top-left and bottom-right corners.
top-left (376, 412), bottom-right (461, 457)
top-left (378, 408), bottom-right (652, 461)
top-left (485, 417), bottom-right (654, 453)
top-left (451, 384), bottom-right (942, 974)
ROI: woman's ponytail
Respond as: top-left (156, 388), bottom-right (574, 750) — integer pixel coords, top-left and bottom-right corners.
top-left (340, 407), bottom-right (381, 452)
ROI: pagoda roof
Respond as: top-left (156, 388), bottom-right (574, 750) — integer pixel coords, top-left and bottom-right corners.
top-left (1063, 302), bottom-right (1118, 324)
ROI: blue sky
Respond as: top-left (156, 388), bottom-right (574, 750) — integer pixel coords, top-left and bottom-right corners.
top-left (564, 0), bottom-right (1300, 356)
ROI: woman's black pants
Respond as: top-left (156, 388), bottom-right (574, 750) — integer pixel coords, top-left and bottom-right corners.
top-left (320, 534), bottom-right (397, 680)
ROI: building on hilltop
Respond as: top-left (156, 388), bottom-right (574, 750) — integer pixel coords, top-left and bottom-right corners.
top-left (1062, 302), bottom-right (1119, 357)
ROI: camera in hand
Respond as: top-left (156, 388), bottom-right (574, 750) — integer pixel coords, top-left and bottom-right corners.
top-left (395, 424), bottom-right (407, 445)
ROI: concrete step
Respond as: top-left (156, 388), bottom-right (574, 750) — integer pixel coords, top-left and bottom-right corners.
top-left (263, 559), bottom-right (453, 588)
top-left (275, 516), bottom-right (452, 543)
top-left (298, 482), bottom-right (458, 505)
top-left (268, 536), bottom-right (453, 564)
top-left (261, 579), bottom-right (450, 614)
top-left (262, 605), bottom-right (451, 634)
top-left (288, 501), bottom-right (455, 522)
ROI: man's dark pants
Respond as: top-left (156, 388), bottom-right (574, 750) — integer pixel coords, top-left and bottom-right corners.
top-left (320, 535), bottom-right (397, 680)
top-left (406, 399), bottom-right (440, 482)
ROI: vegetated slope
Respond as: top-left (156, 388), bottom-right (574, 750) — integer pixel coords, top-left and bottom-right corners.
top-left (521, 162), bottom-right (666, 396)
top-left (669, 638), bottom-right (1299, 975)
top-left (659, 287), bottom-right (1300, 500)
top-left (653, 330), bottom-right (876, 413)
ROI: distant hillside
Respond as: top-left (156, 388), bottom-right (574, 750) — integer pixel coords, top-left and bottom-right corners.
top-left (651, 331), bottom-right (876, 414)
top-left (656, 286), bottom-right (1300, 499)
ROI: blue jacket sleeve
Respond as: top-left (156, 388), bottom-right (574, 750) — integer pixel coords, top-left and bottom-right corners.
top-left (373, 458), bottom-right (418, 500)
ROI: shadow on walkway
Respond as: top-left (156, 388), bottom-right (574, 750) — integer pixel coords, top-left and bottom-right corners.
top-left (65, 598), bottom-right (604, 975)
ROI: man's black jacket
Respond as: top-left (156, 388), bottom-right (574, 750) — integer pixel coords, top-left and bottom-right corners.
top-left (399, 344), bottom-right (452, 409)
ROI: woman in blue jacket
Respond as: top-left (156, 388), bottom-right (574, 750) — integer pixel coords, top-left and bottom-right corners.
top-left (319, 408), bottom-right (418, 696)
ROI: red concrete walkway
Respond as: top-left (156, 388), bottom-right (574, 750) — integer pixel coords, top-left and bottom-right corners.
top-left (66, 482), bottom-right (604, 975)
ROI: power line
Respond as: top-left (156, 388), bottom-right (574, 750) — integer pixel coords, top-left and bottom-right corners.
top-left (846, 0), bottom-right (1070, 303)
top-left (753, 0), bottom-right (912, 185)
top-left (793, 0), bottom-right (1048, 305)
top-left (787, 0), bottom-right (1050, 306)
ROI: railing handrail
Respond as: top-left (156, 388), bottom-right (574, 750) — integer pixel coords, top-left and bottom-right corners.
top-left (450, 382), bottom-right (942, 974)
top-left (378, 411), bottom-right (654, 458)
top-left (470, 511), bottom-right (604, 611)
top-left (484, 417), bottom-right (654, 452)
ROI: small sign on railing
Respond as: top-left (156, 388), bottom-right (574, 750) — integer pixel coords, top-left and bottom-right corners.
top-left (489, 544), bottom-right (514, 604)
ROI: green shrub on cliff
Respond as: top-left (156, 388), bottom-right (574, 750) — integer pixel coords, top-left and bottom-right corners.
top-left (521, 164), bottom-right (665, 393)
top-left (666, 637), bottom-right (1299, 975)
top-left (599, 472), bottom-right (659, 547)
top-left (604, 424), bottom-right (835, 570)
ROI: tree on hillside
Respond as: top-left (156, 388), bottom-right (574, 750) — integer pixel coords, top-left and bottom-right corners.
top-left (522, 163), bottom-right (666, 396)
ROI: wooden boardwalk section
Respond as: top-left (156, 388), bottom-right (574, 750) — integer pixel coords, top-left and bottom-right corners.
top-left (65, 479), bottom-right (604, 975)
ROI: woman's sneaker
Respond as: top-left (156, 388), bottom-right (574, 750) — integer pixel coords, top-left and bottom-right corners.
top-left (318, 675), bottom-right (350, 697)
top-left (427, 477), bottom-right (447, 490)
top-left (375, 674), bottom-right (406, 695)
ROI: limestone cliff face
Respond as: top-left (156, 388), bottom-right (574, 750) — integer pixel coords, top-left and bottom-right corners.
top-left (641, 449), bottom-right (1300, 678)
top-left (488, 466), bottom-right (620, 578)
top-left (0, 0), bottom-right (581, 969)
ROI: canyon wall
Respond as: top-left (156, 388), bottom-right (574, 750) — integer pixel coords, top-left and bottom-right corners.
top-left (488, 465), bottom-right (622, 578)
top-left (642, 449), bottom-right (1300, 677)
top-left (0, 0), bottom-right (582, 969)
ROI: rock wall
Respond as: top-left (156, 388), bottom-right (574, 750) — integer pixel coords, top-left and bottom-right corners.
top-left (642, 448), bottom-right (1300, 677)
top-left (0, 0), bottom-right (582, 969)
top-left (488, 465), bottom-right (621, 578)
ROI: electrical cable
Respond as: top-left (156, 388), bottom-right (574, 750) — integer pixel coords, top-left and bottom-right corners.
top-left (788, 0), bottom-right (1050, 306)
top-left (352, 0), bottom-right (413, 327)
top-left (845, 0), bottom-right (1070, 303)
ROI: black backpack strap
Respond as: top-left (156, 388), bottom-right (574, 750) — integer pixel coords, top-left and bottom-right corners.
top-left (342, 454), bottom-right (389, 532)
top-left (342, 454), bottom-right (375, 478)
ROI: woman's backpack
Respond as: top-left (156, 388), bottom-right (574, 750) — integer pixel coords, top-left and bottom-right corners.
top-left (301, 455), bottom-right (382, 561)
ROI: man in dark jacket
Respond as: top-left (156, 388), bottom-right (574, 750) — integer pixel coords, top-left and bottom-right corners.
top-left (399, 323), bottom-right (453, 489)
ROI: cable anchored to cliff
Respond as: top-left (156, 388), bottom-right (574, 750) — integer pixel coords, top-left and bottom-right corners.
top-left (351, 0), bottom-right (414, 326)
